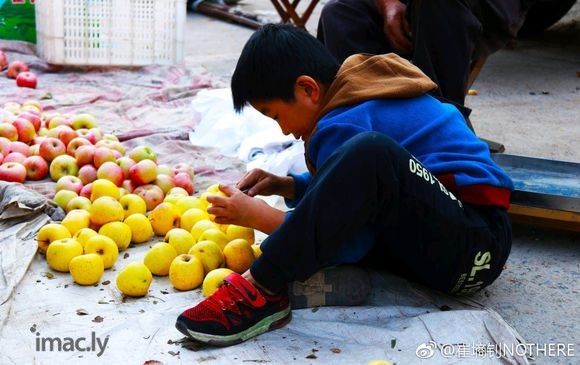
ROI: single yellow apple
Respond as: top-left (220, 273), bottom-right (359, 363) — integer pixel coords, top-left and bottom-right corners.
top-left (190, 219), bottom-right (218, 241)
top-left (251, 243), bottom-right (262, 259)
top-left (89, 196), bottom-right (124, 227)
top-left (116, 262), bottom-right (152, 297)
top-left (164, 228), bottom-right (195, 255)
top-left (169, 254), bottom-right (204, 291)
top-left (69, 253), bottom-right (104, 285)
top-left (188, 240), bottom-right (224, 273)
top-left (180, 208), bottom-right (209, 232)
top-left (119, 193), bottom-right (147, 219)
top-left (148, 202), bottom-right (181, 236)
top-left (144, 242), bottom-right (177, 276)
top-left (226, 224), bottom-right (255, 244)
top-left (167, 187), bottom-right (189, 197)
top-left (98, 221), bottom-right (132, 250)
top-left (84, 235), bottom-right (119, 269)
top-left (37, 223), bottom-right (71, 254)
top-left (46, 238), bottom-right (84, 272)
top-left (72, 227), bottom-right (98, 250)
top-left (90, 178), bottom-right (120, 201)
top-left (175, 196), bottom-right (204, 214)
top-left (223, 238), bottom-right (255, 274)
top-left (124, 213), bottom-right (153, 244)
top-left (198, 228), bottom-right (229, 251)
top-left (202, 268), bottom-right (234, 297)
top-left (61, 209), bottom-right (91, 236)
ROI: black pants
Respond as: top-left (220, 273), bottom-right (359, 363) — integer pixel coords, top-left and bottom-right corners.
top-left (250, 132), bottom-right (512, 295)
top-left (317, 0), bottom-right (526, 106)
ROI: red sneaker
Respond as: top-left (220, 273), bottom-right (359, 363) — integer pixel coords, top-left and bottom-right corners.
top-left (175, 273), bottom-right (291, 346)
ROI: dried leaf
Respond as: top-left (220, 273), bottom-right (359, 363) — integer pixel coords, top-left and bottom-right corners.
top-left (101, 280), bottom-right (111, 285)
top-left (330, 348), bottom-right (341, 354)
top-left (306, 354), bottom-right (317, 359)
top-left (42, 272), bottom-right (54, 279)
top-left (143, 361), bottom-right (164, 365)
top-left (76, 309), bottom-right (89, 315)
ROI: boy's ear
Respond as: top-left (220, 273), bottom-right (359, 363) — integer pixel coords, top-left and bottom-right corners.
top-left (295, 75), bottom-right (321, 103)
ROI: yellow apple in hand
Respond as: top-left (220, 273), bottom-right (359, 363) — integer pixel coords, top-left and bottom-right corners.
top-left (89, 196), bottom-right (124, 227)
top-left (72, 227), bottom-right (98, 250)
top-left (169, 254), bottom-right (204, 291)
top-left (99, 221), bottom-right (132, 250)
top-left (84, 235), bottom-right (119, 269)
top-left (144, 242), bottom-right (177, 276)
top-left (124, 213), bottom-right (153, 243)
top-left (116, 262), bottom-right (152, 297)
top-left (226, 225), bottom-right (255, 245)
top-left (69, 253), bottom-right (104, 285)
top-left (164, 228), bottom-right (195, 255)
top-left (188, 240), bottom-right (224, 273)
top-left (46, 238), bottom-right (83, 272)
top-left (198, 228), bottom-right (229, 251)
top-left (61, 209), bottom-right (91, 236)
top-left (223, 239), bottom-right (255, 274)
top-left (37, 223), bottom-right (71, 254)
top-left (148, 202), bottom-right (181, 236)
top-left (202, 268), bottom-right (234, 297)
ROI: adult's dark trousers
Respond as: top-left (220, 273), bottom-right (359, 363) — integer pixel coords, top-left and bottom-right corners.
top-left (317, 0), bottom-right (524, 106)
top-left (250, 132), bottom-right (512, 296)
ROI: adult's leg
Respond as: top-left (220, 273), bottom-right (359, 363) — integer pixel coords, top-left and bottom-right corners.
top-left (406, 0), bottom-right (484, 106)
top-left (317, 0), bottom-right (392, 63)
top-left (251, 132), bottom-right (511, 294)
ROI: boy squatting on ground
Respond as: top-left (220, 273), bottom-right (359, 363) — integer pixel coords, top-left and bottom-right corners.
top-left (175, 24), bottom-right (514, 346)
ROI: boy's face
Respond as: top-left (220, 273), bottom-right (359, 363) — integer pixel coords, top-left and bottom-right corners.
top-left (251, 76), bottom-right (324, 140)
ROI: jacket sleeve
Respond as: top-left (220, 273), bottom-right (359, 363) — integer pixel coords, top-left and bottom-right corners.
top-left (284, 171), bottom-right (311, 208)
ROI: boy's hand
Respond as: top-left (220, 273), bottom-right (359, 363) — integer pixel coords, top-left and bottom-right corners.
top-left (207, 185), bottom-right (286, 234)
top-left (236, 169), bottom-right (295, 199)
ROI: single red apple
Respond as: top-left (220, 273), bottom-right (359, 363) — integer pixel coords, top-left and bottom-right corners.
top-left (23, 156), bottom-right (49, 180)
top-left (0, 51), bottom-right (8, 71)
top-left (16, 72), bottom-right (38, 89)
top-left (0, 162), bottom-right (27, 183)
top-left (7, 61), bottom-right (29, 79)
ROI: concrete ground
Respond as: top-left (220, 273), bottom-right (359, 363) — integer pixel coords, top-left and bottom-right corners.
top-left (185, 2), bottom-right (579, 364)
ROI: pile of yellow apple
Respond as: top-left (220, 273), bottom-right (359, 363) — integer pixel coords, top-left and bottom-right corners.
top-left (38, 172), bottom-right (261, 298)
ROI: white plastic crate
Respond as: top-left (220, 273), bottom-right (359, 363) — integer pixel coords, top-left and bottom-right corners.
top-left (35, 0), bottom-right (186, 66)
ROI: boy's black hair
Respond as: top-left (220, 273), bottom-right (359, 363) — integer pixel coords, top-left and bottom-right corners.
top-left (231, 24), bottom-right (340, 112)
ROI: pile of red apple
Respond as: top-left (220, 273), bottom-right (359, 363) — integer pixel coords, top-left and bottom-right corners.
top-left (0, 100), bottom-right (196, 213)
top-left (0, 50), bottom-right (37, 89)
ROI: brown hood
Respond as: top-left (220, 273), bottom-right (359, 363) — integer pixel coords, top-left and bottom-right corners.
top-left (316, 53), bottom-right (438, 119)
